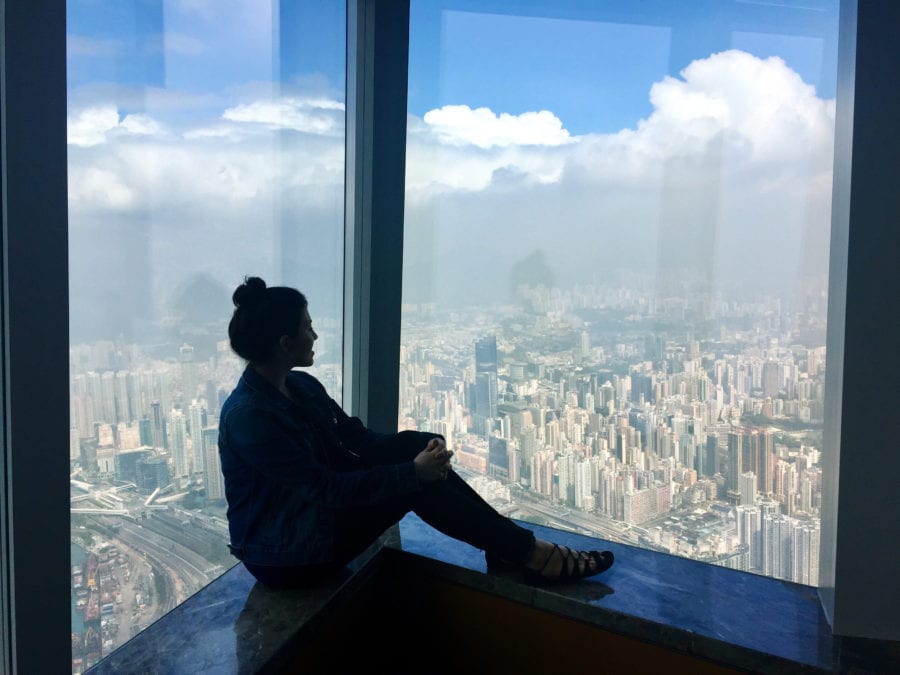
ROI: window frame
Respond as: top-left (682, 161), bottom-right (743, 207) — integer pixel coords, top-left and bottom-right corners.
top-left (1, 0), bottom-right (71, 672)
top-left (0, 1), bottom-right (898, 672)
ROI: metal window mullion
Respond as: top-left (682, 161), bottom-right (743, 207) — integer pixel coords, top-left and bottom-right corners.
top-left (344, 0), bottom-right (410, 431)
top-left (821, 0), bottom-right (900, 640)
top-left (1, 0), bottom-right (71, 672)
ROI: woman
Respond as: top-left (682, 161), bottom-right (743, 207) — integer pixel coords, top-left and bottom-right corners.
top-left (218, 276), bottom-right (613, 588)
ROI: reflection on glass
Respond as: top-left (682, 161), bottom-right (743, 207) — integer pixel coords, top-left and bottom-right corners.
top-left (401, 1), bottom-right (837, 587)
top-left (66, 2), bottom-right (345, 670)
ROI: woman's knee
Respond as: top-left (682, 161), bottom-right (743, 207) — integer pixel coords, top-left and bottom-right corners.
top-left (396, 430), bottom-right (440, 457)
top-left (368, 430), bottom-right (436, 464)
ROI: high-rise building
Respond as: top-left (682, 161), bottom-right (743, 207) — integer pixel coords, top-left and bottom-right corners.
top-left (474, 335), bottom-right (499, 423)
top-left (727, 429), bottom-right (743, 502)
top-left (136, 456), bottom-right (171, 494)
top-left (791, 519), bottom-right (820, 586)
top-left (762, 361), bottom-right (781, 398)
top-left (138, 417), bottom-right (153, 446)
top-left (115, 370), bottom-right (132, 423)
top-left (763, 512), bottom-right (792, 580)
top-left (488, 436), bottom-right (509, 481)
top-left (168, 409), bottom-right (189, 478)
top-left (100, 371), bottom-right (117, 423)
top-left (115, 447), bottom-right (152, 483)
top-left (748, 428), bottom-right (775, 495)
top-left (149, 401), bottom-right (165, 449)
top-left (202, 427), bottom-right (224, 502)
top-left (189, 401), bottom-right (206, 474)
top-left (180, 343), bottom-right (197, 403)
top-left (740, 471), bottom-right (757, 506)
top-left (736, 504), bottom-right (762, 571)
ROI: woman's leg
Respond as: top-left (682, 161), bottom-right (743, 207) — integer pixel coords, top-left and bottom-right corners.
top-left (361, 431), bottom-right (535, 564)
top-left (244, 499), bottom-right (413, 588)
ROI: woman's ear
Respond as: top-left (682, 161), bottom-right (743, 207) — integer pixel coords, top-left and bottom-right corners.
top-left (278, 334), bottom-right (292, 354)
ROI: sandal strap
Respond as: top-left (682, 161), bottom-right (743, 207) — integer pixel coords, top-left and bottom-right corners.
top-left (526, 545), bottom-right (614, 585)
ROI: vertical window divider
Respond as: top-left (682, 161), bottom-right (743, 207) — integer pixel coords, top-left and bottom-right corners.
top-left (821, 0), bottom-right (900, 640)
top-left (344, 0), bottom-right (411, 432)
top-left (1, 0), bottom-right (71, 671)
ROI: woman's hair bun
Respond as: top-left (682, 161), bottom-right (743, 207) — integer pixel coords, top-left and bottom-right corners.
top-left (233, 276), bottom-right (267, 309)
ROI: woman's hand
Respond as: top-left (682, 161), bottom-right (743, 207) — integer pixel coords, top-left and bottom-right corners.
top-left (414, 437), bottom-right (454, 484)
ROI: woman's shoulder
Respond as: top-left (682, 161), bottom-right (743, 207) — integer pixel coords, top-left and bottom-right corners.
top-left (287, 369), bottom-right (323, 386)
top-left (287, 369), bottom-right (330, 397)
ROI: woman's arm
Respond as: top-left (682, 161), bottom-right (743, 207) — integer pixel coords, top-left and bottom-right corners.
top-left (293, 371), bottom-right (389, 451)
top-left (221, 403), bottom-right (418, 509)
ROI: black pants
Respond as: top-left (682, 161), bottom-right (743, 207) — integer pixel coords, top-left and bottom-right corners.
top-left (244, 430), bottom-right (535, 588)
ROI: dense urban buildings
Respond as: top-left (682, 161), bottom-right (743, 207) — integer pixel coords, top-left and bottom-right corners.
top-left (399, 279), bottom-right (826, 585)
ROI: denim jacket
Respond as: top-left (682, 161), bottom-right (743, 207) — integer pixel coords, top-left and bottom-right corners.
top-left (218, 366), bottom-right (420, 566)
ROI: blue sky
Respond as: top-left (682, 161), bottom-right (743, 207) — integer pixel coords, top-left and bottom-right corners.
top-left (64, 0), bottom-right (841, 338)
top-left (67, 0), bottom-right (839, 135)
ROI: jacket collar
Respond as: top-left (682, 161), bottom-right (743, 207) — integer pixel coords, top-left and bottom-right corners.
top-left (240, 364), bottom-right (294, 411)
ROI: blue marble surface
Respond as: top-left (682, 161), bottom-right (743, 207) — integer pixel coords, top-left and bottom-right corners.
top-left (398, 512), bottom-right (835, 670)
top-left (86, 514), bottom-right (851, 674)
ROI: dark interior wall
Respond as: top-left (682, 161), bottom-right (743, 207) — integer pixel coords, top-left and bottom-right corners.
top-left (285, 562), bottom-right (742, 674)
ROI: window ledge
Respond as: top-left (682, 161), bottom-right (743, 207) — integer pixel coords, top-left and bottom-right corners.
top-left (85, 515), bottom-right (897, 674)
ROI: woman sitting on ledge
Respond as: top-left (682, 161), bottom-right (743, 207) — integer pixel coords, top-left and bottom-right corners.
top-left (218, 276), bottom-right (614, 589)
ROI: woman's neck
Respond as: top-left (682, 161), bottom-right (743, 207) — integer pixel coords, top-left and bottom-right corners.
top-left (251, 361), bottom-right (291, 395)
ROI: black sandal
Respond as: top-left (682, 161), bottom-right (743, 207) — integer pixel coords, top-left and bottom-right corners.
top-left (522, 544), bottom-right (614, 586)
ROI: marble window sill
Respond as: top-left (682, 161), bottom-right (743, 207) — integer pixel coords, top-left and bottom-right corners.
top-left (84, 514), bottom-right (897, 674)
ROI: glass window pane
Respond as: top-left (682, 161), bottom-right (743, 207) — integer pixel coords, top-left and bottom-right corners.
top-left (401, 0), bottom-right (838, 586)
top-left (66, 2), bottom-right (345, 670)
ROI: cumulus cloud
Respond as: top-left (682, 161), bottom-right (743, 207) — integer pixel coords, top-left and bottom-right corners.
top-left (221, 97), bottom-right (344, 134)
top-left (69, 166), bottom-right (136, 210)
top-left (422, 105), bottom-right (571, 148)
top-left (66, 50), bottom-right (837, 337)
top-left (120, 114), bottom-right (165, 136)
top-left (402, 50), bottom-right (835, 306)
top-left (68, 106), bottom-right (169, 146)
top-left (68, 106), bottom-right (121, 147)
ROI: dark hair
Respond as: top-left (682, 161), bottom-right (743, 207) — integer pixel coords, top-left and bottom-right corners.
top-left (228, 276), bottom-right (308, 363)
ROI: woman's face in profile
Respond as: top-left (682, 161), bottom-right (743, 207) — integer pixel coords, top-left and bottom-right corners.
top-left (290, 309), bottom-right (318, 367)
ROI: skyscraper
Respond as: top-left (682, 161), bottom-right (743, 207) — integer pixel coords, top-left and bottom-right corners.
top-left (180, 343), bottom-right (197, 403)
top-left (727, 429), bottom-right (743, 502)
top-left (736, 504), bottom-right (762, 571)
top-left (168, 409), bottom-right (189, 478)
top-left (202, 426), bottom-right (224, 502)
top-left (488, 436), bottom-right (509, 481)
top-left (740, 471), bottom-right (757, 506)
top-left (473, 335), bottom-right (499, 429)
top-left (189, 401), bottom-right (206, 475)
top-left (763, 513), bottom-right (792, 580)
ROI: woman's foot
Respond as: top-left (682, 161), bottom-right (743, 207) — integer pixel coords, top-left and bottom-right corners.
top-left (522, 539), bottom-right (614, 586)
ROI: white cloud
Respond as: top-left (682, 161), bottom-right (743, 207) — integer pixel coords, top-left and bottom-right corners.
top-left (422, 105), bottom-right (572, 148)
top-left (68, 107), bottom-right (121, 147)
top-left (66, 51), bottom-right (837, 319)
top-left (69, 166), bottom-right (136, 210)
top-left (405, 50), bottom-right (834, 199)
top-left (121, 114), bottom-right (165, 136)
top-left (68, 107), bottom-right (169, 146)
top-left (221, 97), bottom-right (344, 134)
top-left (400, 50), bottom-right (836, 307)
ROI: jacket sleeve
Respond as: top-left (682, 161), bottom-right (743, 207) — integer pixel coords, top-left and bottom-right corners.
top-left (300, 374), bottom-right (389, 452)
top-left (329, 398), bottom-right (390, 452)
top-left (222, 403), bottom-right (419, 508)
